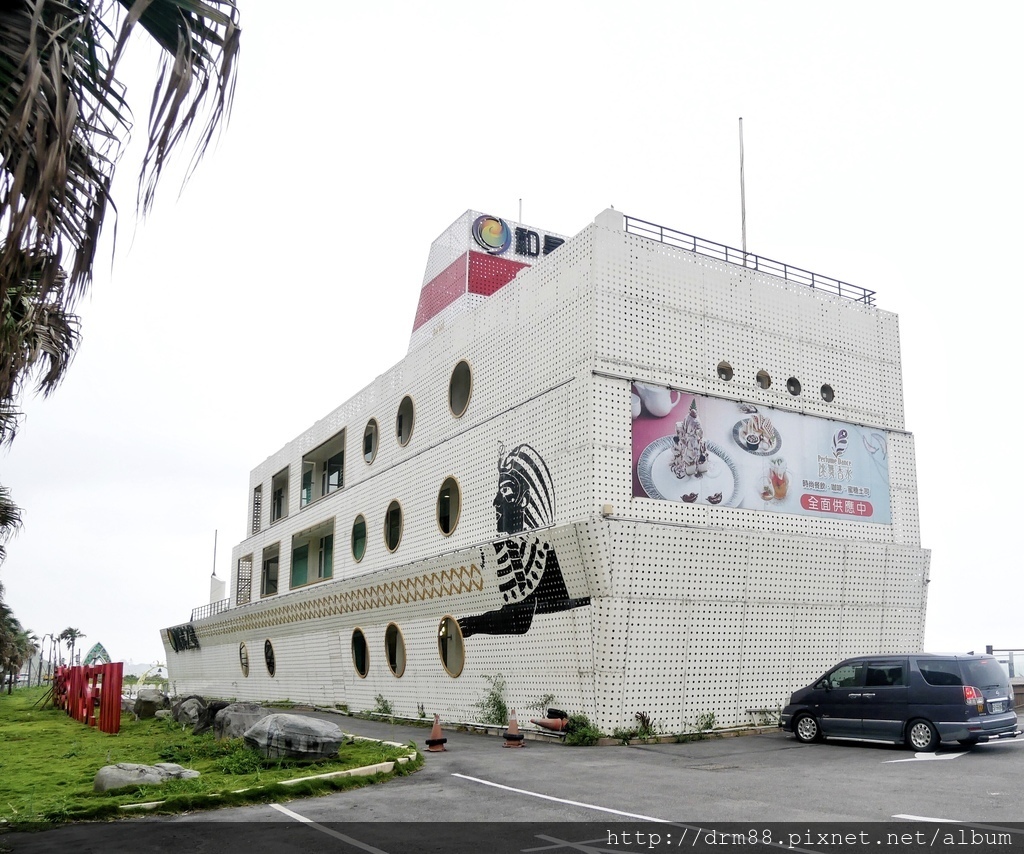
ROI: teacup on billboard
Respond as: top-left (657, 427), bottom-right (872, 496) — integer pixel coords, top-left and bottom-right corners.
top-left (634, 382), bottom-right (681, 417)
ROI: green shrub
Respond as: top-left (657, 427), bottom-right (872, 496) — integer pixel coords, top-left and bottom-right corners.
top-left (473, 674), bottom-right (508, 725)
top-left (635, 711), bottom-right (659, 742)
top-left (563, 714), bottom-right (602, 746)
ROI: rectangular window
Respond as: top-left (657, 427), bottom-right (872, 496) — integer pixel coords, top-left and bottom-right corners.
top-left (325, 450), bottom-right (344, 494)
top-left (291, 544), bottom-right (309, 588)
top-left (251, 487), bottom-right (262, 534)
top-left (271, 468), bottom-right (289, 522)
top-left (261, 547), bottom-right (279, 597)
top-left (865, 664), bottom-right (904, 687)
top-left (237, 556), bottom-right (253, 605)
top-left (318, 535), bottom-right (333, 579)
top-left (290, 521), bottom-right (334, 588)
top-left (301, 465), bottom-right (313, 507)
top-left (301, 430), bottom-right (345, 506)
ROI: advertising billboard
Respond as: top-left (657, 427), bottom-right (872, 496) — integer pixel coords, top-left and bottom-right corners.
top-left (631, 384), bottom-right (891, 524)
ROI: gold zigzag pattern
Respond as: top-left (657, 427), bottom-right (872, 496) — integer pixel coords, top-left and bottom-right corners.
top-left (197, 563), bottom-right (484, 638)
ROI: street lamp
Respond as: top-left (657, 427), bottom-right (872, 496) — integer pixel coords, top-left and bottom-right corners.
top-left (36, 633), bottom-right (55, 686)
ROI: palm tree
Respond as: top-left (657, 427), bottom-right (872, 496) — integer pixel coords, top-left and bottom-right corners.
top-left (1, 594), bottom-right (35, 692)
top-left (0, 0), bottom-right (240, 551)
top-left (60, 626), bottom-right (85, 666)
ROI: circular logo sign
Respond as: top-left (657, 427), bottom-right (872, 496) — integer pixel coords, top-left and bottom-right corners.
top-left (472, 215), bottom-right (512, 255)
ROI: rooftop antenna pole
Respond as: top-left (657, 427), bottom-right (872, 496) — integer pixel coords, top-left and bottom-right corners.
top-left (739, 117), bottom-right (747, 259)
top-left (212, 529), bottom-right (218, 577)
top-left (519, 198), bottom-right (522, 224)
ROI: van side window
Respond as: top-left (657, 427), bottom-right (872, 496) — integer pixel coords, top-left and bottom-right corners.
top-left (918, 659), bottom-right (962, 686)
top-left (827, 663), bottom-right (862, 688)
top-left (866, 664), bottom-right (904, 687)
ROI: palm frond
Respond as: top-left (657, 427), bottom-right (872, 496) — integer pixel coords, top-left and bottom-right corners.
top-left (0, 483), bottom-right (22, 560)
top-left (1, 0), bottom-right (240, 305)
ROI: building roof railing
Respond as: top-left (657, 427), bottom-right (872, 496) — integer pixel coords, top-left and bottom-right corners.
top-left (624, 215), bottom-right (876, 306)
top-left (190, 598), bottom-right (230, 622)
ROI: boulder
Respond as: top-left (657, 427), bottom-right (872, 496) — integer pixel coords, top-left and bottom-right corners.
top-left (195, 700), bottom-right (231, 735)
top-left (243, 713), bottom-right (344, 760)
top-left (93, 762), bottom-right (200, 793)
top-left (171, 694), bottom-right (205, 719)
top-left (215, 702), bottom-right (269, 741)
top-left (174, 696), bottom-right (207, 728)
top-left (155, 709), bottom-right (172, 719)
top-left (133, 688), bottom-right (169, 719)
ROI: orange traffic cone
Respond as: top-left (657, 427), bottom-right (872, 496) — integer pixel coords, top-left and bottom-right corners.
top-left (425, 713), bottom-right (447, 752)
top-left (503, 708), bottom-right (525, 748)
top-left (530, 716), bottom-right (569, 732)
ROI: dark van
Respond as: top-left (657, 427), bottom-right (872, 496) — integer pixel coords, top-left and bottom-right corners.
top-left (780, 653), bottom-right (1019, 751)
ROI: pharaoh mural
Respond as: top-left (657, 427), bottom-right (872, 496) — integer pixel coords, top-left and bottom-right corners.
top-left (458, 443), bottom-right (590, 637)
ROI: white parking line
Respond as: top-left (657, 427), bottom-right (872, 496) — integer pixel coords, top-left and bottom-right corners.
top-left (269, 803), bottom-right (390, 852)
top-left (883, 751), bottom-right (966, 763)
top-left (892, 814), bottom-right (960, 822)
top-left (452, 773), bottom-right (670, 821)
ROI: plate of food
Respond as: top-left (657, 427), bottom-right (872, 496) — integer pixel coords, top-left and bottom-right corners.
top-left (732, 414), bottom-right (782, 456)
top-left (637, 437), bottom-right (739, 505)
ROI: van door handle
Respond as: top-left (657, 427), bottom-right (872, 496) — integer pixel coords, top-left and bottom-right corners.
top-left (848, 693), bottom-right (862, 698)
top-left (861, 692), bottom-right (875, 698)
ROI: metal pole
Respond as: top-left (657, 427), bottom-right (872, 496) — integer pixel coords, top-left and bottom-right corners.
top-left (739, 117), bottom-right (747, 257)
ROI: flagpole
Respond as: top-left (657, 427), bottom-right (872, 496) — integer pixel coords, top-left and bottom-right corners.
top-left (739, 117), bottom-right (747, 258)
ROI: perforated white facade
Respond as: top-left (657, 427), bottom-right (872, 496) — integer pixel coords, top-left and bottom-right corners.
top-left (163, 209), bottom-right (929, 734)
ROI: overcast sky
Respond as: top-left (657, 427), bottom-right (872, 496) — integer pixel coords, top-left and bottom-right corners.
top-left (2, 1), bottom-right (1021, 668)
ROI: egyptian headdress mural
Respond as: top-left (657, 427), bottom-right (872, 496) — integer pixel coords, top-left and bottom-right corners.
top-left (458, 443), bottom-right (590, 637)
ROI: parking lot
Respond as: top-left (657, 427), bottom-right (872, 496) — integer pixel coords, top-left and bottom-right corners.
top-left (4, 715), bottom-right (1021, 852)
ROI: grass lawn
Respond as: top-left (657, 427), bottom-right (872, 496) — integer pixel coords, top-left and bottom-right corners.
top-left (0, 687), bottom-right (421, 828)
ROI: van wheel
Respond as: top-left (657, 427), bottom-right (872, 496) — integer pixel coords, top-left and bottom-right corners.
top-left (793, 713), bottom-right (822, 743)
top-left (907, 719), bottom-right (939, 751)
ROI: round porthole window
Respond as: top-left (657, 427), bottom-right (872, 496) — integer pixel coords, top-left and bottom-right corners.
top-left (756, 370), bottom-right (772, 389)
top-left (787, 377), bottom-right (802, 396)
top-left (363, 419), bottom-right (378, 463)
top-left (384, 500), bottom-right (402, 552)
top-left (239, 642), bottom-right (249, 677)
top-left (264, 639), bottom-right (276, 677)
top-left (821, 384), bottom-right (835, 402)
top-left (396, 395), bottom-right (414, 446)
top-left (436, 477), bottom-right (461, 536)
top-left (437, 615), bottom-right (465, 677)
top-left (351, 628), bottom-right (368, 678)
top-left (384, 623), bottom-right (406, 677)
top-left (717, 361), bottom-right (734, 381)
top-left (449, 360), bottom-right (472, 417)
top-left (351, 514), bottom-right (367, 561)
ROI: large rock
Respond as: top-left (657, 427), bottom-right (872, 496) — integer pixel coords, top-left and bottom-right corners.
top-left (93, 762), bottom-right (200, 793)
top-left (170, 696), bottom-right (232, 735)
top-left (133, 688), bottom-right (169, 719)
top-left (243, 713), bottom-right (344, 760)
top-left (173, 696), bottom-right (206, 728)
top-left (214, 702), bottom-right (269, 741)
top-left (197, 700), bottom-right (231, 735)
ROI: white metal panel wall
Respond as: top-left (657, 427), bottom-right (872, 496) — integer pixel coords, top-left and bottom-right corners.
top-left (170, 207), bottom-right (928, 737)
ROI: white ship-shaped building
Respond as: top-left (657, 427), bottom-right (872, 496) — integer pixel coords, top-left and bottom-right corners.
top-left (163, 208), bottom-right (929, 733)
